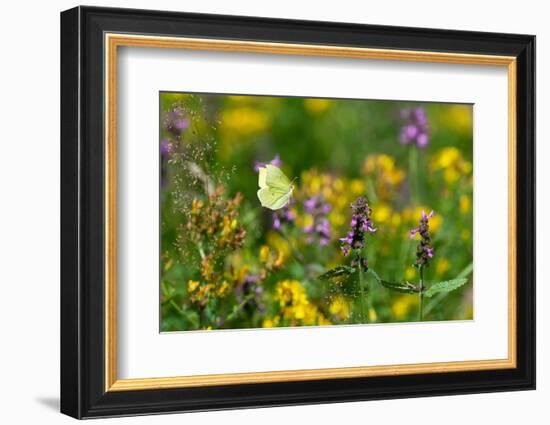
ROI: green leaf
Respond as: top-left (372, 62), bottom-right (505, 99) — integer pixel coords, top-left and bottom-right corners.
top-left (318, 266), bottom-right (356, 281)
top-left (379, 280), bottom-right (419, 294)
top-left (367, 269), bottom-right (418, 294)
top-left (424, 278), bottom-right (469, 298)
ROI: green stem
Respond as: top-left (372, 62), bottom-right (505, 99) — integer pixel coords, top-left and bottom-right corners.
top-left (226, 294), bottom-right (255, 322)
top-left (358, 260), bottom-right (369, 324)
top-left (418, 266), bottom-right (424, 321)
top-left (170, 300), bottom-right (199, 328)
top-left (409, 146), bottom-right (419, 203)
top-left (196, 243), bottom-right (206, 260)
top-left (169, 299), bottom-right (184, 315)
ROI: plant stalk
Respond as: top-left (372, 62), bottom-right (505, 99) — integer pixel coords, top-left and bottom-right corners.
top-left (358, 260), bottom-right (369, 324)
top-left (418, 266), bottom-right (424, 321)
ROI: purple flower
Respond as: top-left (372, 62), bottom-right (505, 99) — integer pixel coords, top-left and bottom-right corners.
top-left (410, 210), bottom-right (435, 267)
top-left (235, 275), bottom-right (265, 313)
top-left (339, 197), bottom-right (376, 267)
top-left (163, 105), bottom-right (189, 136)
top-left (399, 107), bottom-right (430, 148)
top-left (272, 202), bottom-right (295, 230)
top-left (254, 154), bottom-right (282, 172)
top-left (160, 139), bottom-right (173, 156)
top-left (303, 195), bottom-right (331, 246)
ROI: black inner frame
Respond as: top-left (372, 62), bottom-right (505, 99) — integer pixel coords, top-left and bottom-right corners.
top-left (61, 6), bottom-right (535, 419)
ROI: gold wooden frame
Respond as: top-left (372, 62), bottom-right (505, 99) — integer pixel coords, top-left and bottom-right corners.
top-left (104, 33), bottom-right (517, 392)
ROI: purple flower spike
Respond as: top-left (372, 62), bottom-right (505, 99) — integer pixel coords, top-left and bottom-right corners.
top-left (416, 133), bottom-right (429, 148)
top-left (410, 209), bottom-right (435, 267)
top-left (399, 107), bottom-right (430, 148)
top-left (304, 197), bottom-right (317, 213)
top-left (339, 197), bottom-right (376, 268)
top-left (413, 107), bottom-right (428, 125)
top-left (302, 196), bottom-right (332, 246)
top-left (272, 198), bottom-right (295, 231)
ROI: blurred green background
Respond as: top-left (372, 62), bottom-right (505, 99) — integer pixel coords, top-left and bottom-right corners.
top-left (160, 92), bottom-right (473, 332)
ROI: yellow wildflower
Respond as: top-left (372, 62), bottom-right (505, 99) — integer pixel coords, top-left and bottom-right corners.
top-left (329, 212), bottom-right (346, 228)
top-left (304, 98), bottom-right (332, 114)
top-left (259, 245), bottom-right (270, 263)
top-left (430, 147), bottom-right (472, 185)
top-left (216, 280), bottom-right (230, 297)
top-left (441, 105), bottom-right (473, 134)
top-left (329, 296), bottom-right (350, 320)
top-left (191, 198), bottom-right (203, 214)
top-left (266, 231), bottom-right (291, 258)
top-left (275, 280), bottom-right (329, 326)
top-left (350, 179), bottom-right (365, 196)
top-left (373, 203), bottom-right (392, 223)
top-left (187, 280), bottom-right (200, 293)
top-left (430, 214), bottom-right (443, 233)
top-left (258, 244), bottom-right (286, 270)
top-left (368, 308), bottom-right (378, 322)
top-left (392, 296), bottom-right (418, 319)
top-left (444, 168), bottom-right (460, 184)
top-left (221, 216), bottom-right (237, 236)
top-left (201, 255), bottom-right (215, 282)
top-left (405, 266), bottom-right (416, 281)
top-left (363, 154), bottom-right (405, 200)
top-left (436, 258), bottom-right (450, 276)
top-left (274, 250), bottom-right (285, 268)
top-left (276, 280), bottom-right (305, 308)
top-left (220, 107), bottom-right (269, 136)
top-left (434, 147), bottom-right (460, 169)
top-left (302, 214), bottom-right (314, 229)
top-left (309, 175), bottom-right (322, 193)
top-left (262, 317), bottom-right (280, 328)
top-left (391, 212), bottom-right (402, 227)
top-left (322, 186), bottom-right (334, 199)
top-left (230, 265), bottom-right (249, 286)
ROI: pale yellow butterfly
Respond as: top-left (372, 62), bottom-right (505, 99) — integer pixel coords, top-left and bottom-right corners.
top-left (257, 164), bottom-right (294, 210)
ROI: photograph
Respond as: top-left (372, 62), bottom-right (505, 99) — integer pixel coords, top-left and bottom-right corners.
top-left (57, 4), bottom-right (536, 419)
top-left (159, 92), bottom-right (474, 332)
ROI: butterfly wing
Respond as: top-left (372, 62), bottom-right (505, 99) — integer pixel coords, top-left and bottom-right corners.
top-left (258, 166), bottom-right (268, 189)
top-left (257, 187), bottom-right (292, 210)
top-left (264, 164), bottom-right (291, 191)
top-left (257, 164), bottom-right (293, 210)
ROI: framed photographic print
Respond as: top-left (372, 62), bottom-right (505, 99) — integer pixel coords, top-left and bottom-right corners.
top-left (60, 6), bottom-right (535, 419)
